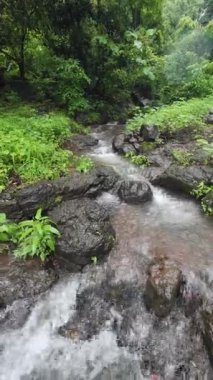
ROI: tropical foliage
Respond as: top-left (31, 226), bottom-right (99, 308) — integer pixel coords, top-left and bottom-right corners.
top-left (0, 209), bottom-right (60, 261)
top-left (0, 0), bottom-right (211, 119)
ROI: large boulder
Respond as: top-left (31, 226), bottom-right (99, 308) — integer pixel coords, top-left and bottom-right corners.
top-left (117, 180), bottom-right (152, 204)
top-left (144, 256), bottom-right (182, 317)
top-left (152, 165), bottom-right (213, 193)
top-left (15, 180), bottom-right (56, 219)
top-left (63, 135), bottom-right (99, 152)
top-left (0, 167), bottom-right (120, 220)
top-left (0, 255), bottom-right (58, 308)
top-left (48, 198), bottom-right (115, 271)
top-left (140, 124), bottom-right (159, 142)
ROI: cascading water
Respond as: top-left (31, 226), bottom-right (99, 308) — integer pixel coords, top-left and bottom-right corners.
top-left (0, 124), bottom-right (212, 380)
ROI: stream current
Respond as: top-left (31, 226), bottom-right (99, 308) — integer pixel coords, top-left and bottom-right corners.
top-left (0, 124), bottom-right (212, 380)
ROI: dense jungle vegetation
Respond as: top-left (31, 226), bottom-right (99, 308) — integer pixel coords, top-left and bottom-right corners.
top-left (0, 0), bottom-right (212, 190)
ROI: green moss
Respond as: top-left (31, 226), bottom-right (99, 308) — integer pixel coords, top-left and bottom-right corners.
top-left (54, 195), bottom-right (63, 205)
top-left (171, 148), bottom-right (194, 166)
top-left (140, 141), bottom-right (158, 153)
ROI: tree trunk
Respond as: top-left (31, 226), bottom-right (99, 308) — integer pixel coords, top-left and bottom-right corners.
top-left (18, 60), bottom-right (25, 80)
top-left (19, 31), bottom-right (26, 80)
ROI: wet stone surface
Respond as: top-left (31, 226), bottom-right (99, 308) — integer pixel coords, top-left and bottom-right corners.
top-left (144, 256), bottom-right (182, 318)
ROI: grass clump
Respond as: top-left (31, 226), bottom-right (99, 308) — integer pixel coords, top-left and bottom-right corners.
top-left (127, 95), bottom-right (213, 132)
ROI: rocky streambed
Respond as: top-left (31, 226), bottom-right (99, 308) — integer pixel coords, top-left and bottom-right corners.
top-left (0, 123), bottom-right (213, 379)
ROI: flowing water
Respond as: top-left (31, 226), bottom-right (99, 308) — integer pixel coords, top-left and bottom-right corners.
top-left (0, 124), bottom-right (212, 380)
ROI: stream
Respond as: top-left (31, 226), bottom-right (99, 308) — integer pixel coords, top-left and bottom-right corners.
top-left (0, 124), bottom-right (212, 380)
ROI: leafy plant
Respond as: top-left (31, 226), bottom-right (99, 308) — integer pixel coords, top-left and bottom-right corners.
top-left (125, 152), bottom-right (151, 167)
top-left (75, 156), bottom-right (94, 173)
top-left (191, 181), bottom-right (212, 199)
top-left (191, 182), bottom-right (213, 215)
top-left (171, 148), bottom-right (193, 166)
top-left (0, 213), bottom-right (18, 243)
top-left (201, 195), bottom-right (213, 216)
top-left (14, 209), bottom-right (60, 261)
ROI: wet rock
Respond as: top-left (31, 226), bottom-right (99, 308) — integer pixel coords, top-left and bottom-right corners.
top-left (64, 134), bottom-right (99, 151)
top-left (144, 257), bottom-right (182, 317)
top-left (152, 165), bottom-right (213, 194)
top-left (0, 257), bottom-right (58, 307)
top-left (0, 298), bottom-right (34, 329)
top-left (129, 137), bottom-right (138, 144)
top-left (122, 143), bottom-right (137, 155)
top-left (74, 134), bottom-right (99, 147)
top-left (54, 166), bottom-right (119, 201)
top-left (59, 279), bottom-right (142, 342)
top-left (112, 134), bottom-right (126, 153)
top-left (97, 166), bottom-right (121, 192)
top-left (15, 181), bottom-right (56, 218)
top-left (202, 306), bottom-right (213, 364)
top-left (117, 180), bottom-right (152, 204)
top-left (132, 142), bottom-right (141, 153)
top-left (49, 198), bottom-right (115, 270)
top-left (112, 134), bottom-right (138, 155)
top-left (0, 167), bottom-right (120, 220)
top-left (140, 124), bottom-right (159, 142)
top-left (93, 359), bottom-right (143, 380)
top-left (0, 193), bottom-right (22, 220)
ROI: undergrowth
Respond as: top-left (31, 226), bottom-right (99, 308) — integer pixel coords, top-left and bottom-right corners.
top-left (127, 95), bottom-right (213, 132)
top-left (0, 104), bottom-right (90, 191)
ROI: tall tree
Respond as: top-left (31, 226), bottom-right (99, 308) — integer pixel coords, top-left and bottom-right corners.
top-left (0, 0), bottom-right (47, 79)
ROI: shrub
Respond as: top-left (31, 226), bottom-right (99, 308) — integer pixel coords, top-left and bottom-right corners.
top-left (14, 209), bottom-right (60, 261)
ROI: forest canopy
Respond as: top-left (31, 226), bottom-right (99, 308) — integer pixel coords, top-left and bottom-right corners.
top-left (0, 0), bottom-right (212, 120)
